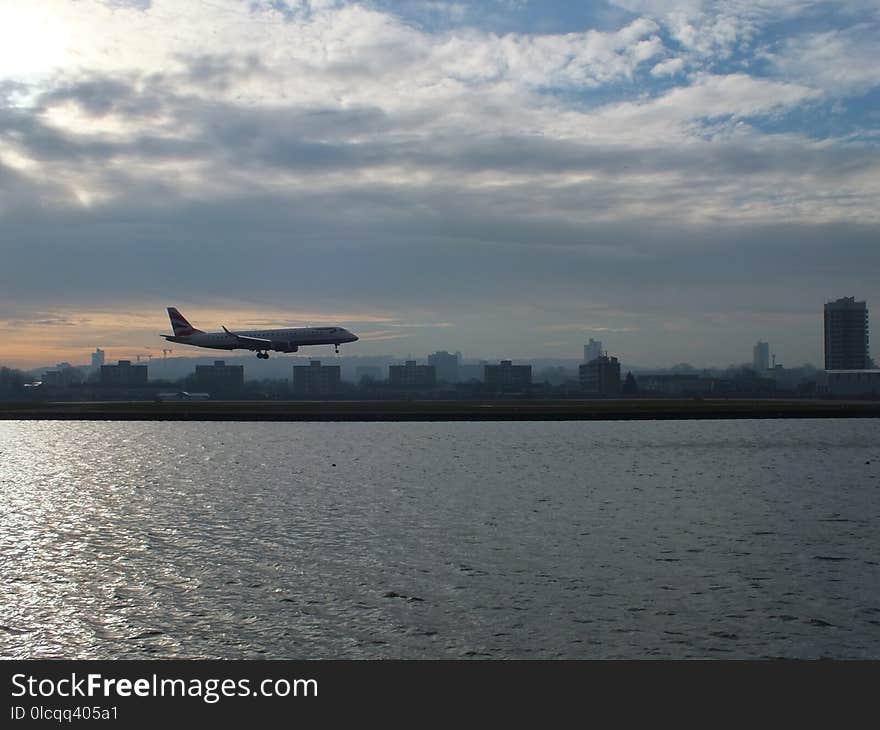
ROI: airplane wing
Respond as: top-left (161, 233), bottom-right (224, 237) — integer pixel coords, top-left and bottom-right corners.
top-left (222, 325), bottom-right (272, 347)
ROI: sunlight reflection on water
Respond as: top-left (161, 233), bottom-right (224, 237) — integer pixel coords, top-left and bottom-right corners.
top-left (1, 419), bottom-right (879, 658)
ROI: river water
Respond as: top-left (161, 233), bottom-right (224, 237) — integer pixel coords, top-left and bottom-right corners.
top-left (1, 419), bottom-right (878, 658)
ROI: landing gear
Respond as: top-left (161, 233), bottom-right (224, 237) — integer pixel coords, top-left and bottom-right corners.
top-left (257, 351), bottom-right (269, 359)
top-left (334, 344), bottom-right (340, 354)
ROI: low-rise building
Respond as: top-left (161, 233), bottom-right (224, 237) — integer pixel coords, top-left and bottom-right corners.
top-left (458, 362), bottom-right (486, 383)
top-left (389, 361), bottom-right (436, 389)
top-left (428, 351), bottom-right (461, 383)
top-left (637, 373), bottom-right (710, 396)
top-left (484, 360), bottom-right (532, 392)
top-left (100, 360), bottom-right (148, 387)
top-left (818, 370), bottom-right (880, 397)
top-left (355, 365), bottom-right (383, 383)
top-left (293, 360), bottom-right (341, 396)
top-left (579, 355), bottom-right (621, 395)
top-left (41, 364), bottom-right (83, 387)
top-left (194, 360), bottom-right (244, 391)
top-left (762, 366), bottom-right (818, 393)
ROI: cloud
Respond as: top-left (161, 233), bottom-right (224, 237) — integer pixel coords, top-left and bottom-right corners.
top-left (764, 24), bottom-right (880, 96)
top-left (538, 323), bottom-right (640, 333)
top-left (650, 57), bottom-right (685, 76)
top-left (610, 0), bottom-right (880, 84)
top-left (5, 66), bottom-right (860, 220)
top-left (3, 313), bottom-right (82, 328)
top-left (432, 17), bottom-right (664, 89)
top-left (0, 0), bottom-right (878, 367)
top-left (387, 322), bottom-right (455, 328)
top-left (574, 73), bottom-right (823, 154)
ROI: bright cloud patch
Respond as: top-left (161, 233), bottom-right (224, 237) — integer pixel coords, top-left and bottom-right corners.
top-left (650, 57), bottom-right (685, 77)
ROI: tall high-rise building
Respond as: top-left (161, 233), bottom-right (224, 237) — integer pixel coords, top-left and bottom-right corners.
top-left (91, 348), bottom-right (105, 370)
top-left (584, 338), bottom-right (602, 363)
top-left (753, 341), bottom-right (770, 371)
top-left (824, 297), bottom-right (870, 370)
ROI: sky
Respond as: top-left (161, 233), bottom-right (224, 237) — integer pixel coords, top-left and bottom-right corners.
top-left (1, 0), bottom-right (878, 368)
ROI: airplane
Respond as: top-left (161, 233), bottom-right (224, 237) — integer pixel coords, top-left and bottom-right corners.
top-left (161, 307), bottom-right (358, 359)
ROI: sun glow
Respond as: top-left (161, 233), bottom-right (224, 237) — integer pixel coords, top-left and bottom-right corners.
top-left (0, 304), bottom-right (397, 368)
top-left (0, 4), bottom-right (71, 81)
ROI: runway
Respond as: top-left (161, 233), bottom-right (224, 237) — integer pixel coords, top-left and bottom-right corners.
top-left (2, 398), bottom-right (879, 421)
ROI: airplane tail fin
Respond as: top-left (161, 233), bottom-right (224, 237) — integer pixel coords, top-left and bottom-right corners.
top-left (167, 307), bottom-right (203, 337)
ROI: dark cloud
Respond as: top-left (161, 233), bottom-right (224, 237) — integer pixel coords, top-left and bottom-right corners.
top-left (38, 77), bottom-right (162, 118)
top-left (1, 179), bottom-right (876, 310)
top-left (3, 314), bottom-right (80, 327)
top-left (178, 53), bottom-right (267, 90)
top-left (8, 69), bottom-right (876, 187)
top-left (0, 80), bottom-right (28, 104)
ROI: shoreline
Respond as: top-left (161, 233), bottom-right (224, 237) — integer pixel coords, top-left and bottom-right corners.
top-left (2, 398), bottom-right (879, 421)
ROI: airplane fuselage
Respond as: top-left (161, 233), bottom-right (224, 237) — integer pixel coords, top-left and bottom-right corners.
top-left (162, 307), bottom-right (358, 358)
top-left (164, 326), bottom-right (358, 353)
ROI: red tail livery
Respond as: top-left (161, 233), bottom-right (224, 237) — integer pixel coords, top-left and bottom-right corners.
top-left (167, 307), bottom-right (203, 337)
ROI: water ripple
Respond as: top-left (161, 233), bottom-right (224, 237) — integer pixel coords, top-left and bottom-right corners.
top-left (1, 418), bottom-right (879, 658)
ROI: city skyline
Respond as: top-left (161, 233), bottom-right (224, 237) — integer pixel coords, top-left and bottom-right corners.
top-left (1, 1), bottom-right (879, 367)
top-left (17, 336), bottom-right (833, 378)
top-left (0, 297), bottom-right (872, 372)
